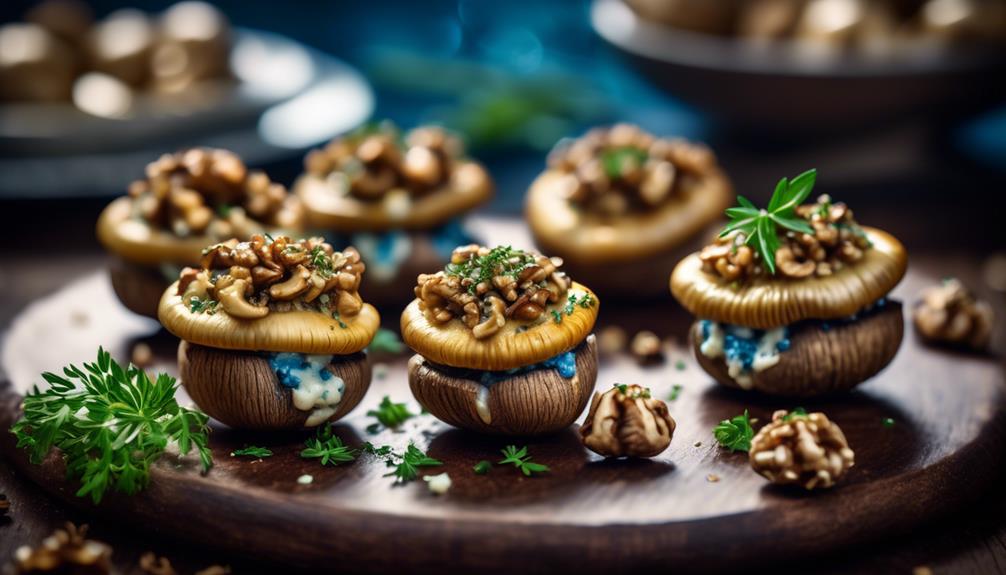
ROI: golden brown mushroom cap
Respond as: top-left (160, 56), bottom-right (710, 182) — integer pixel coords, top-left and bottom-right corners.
top-left (296, 160), bottom-right (493, 233)
top-left (671, 227), bottom-right (907, 328)
top-left (159, 280), bottom-right (380, 354)
top-left (97, 196), bottom-right (218, 265)
top-left (525, 167), bottom-right (733, 265)
top-left (401, 281), bottom-right (599, 371)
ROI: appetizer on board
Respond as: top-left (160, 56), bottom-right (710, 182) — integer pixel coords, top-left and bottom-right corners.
top-left (526, 124), bottom-right (733, 297)
top-left (295, 122), bottom-right (493, 307)
top-left (158, 234), bottom-right (379, 429)
top-left (97, 148), bottom-right (303, 317)
top-left (401, 245), bottom-right (599, 435)
top-left (670, 169), bottom-right (908, 396)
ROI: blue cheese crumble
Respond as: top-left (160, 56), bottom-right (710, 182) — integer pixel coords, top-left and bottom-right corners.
top-left (699, 321), bottom-right (790, 389)
top-left (268, 353), bottom-right (345, 426)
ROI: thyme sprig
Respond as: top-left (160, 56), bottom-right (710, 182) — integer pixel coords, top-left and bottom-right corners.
top-left (10, 348), bottom-right (212, 504)
top-left (300, 425), bottom-right (357, 466)
top-left (720, 169), bottom-right (817, 275)
top-left (498, 445), bottom-right (550, 476)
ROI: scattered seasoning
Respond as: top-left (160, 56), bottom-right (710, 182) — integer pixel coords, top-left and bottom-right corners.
top-left (668, 384), bottom-right (683, 401)
top-left (882, 417), bottom-right (896, 428)
top-left (331, 311), bottom-right (348, 329)
top-left (188, 296), bottom-right (218, 314)
top-left (130, 342), bottom-right (153, 368)
top-left (630, 331), bottom-right (664, 364)
top-left (713, 410), bottom-right (754, 452)
top-left (230, 446), bottom-right (273, 459)
top-left (368, 328), bottom-right (404, 354)
top-left (674, 359), bottom-right (686, 371)
top-left (424, 472), bottom-right (452, 495)
top-left (473, 460), bottom-right (492, 475)
top-left (706, 473), bottom-right (720, 483)
top-left (367, 395), bottom-right (415, 430)
top-left (297, 474), bottom-right (314, 485)
top-left (498, 445), bottom-right (550, 477)
top-left (300, 426), bottom-right (357, 466)
top-left (563, 293), bottom-right (595, 316)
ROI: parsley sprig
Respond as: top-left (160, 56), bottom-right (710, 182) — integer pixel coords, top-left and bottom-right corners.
top-left (364, 442), bottom-right (442, 483)
top-left (231, 446), bottom-right (272, 458)
top-left (499, 445), bottom-right (550, 476)
top-left (720, 169), bottom-right (817, 275)
top-left (713, 410), bottom-right (754, 452)
top-left (10, 348), bottom-right (212, 504)
top-left (300, 425), bottom-right (357, 466)
top-left (366, 396), bottom-right (415, 433)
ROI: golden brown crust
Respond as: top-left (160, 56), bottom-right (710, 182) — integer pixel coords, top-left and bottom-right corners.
top-left (296, 161), bottom-right (493, 232)
top-left (401, 281), bottom-right (599, 371)
top-left (671, 227), bottom-right (907, 328)
top-left (159, 280), bottom-right (380, 354)
top-left (526, 167), bottom-right (732, 264)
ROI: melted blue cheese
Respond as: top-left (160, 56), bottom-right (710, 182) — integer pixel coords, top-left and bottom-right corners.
top-left (472, 350), bottom-right (578, 425)
top-left (700, 321), bottom-right (790, 390)
top-left (268, 353), bottom-right (345, 427)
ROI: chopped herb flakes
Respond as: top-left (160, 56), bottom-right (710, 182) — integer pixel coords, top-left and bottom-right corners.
top-left (444, 246), bottom-right (536, 295)
top-left (189, 296), bottom-right (218, 314)
top-left (231, 446), bottom-right (273, 458)
top-left (499, 445), bottom-right (550, 476)
top-left (367, 396), bottom-right (415, 429)
top-left (300, 425), bottom-right (357, 466)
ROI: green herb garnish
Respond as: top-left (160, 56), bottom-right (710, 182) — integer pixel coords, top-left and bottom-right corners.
top-left (563, 293), bottom-right (595, 316)
top-left (782, 407), bottom-right (808, 421)
top-left (383, 444), bottom-right (442, 483)
top-left (362, 442), bottom-right (394, 457)
top-left (368, 328), bottom-right (404, 354)
top-left (332, 311), bottom-right (348, 329)
top-left (614, 384), bottom-right (650, 399)
top-left (444, 246), bottom-right (536, 295)
top-left (674, 359), bottom-right (686, 371)
top-left (310, 245), bottom-right (334, 278)
top-left (713, 410), bottom-right (754, 452)
top-left (231, 446), bottom-right (272, 458)
top-left (882, 417), bottom-right (895, 428)
top-left (551, 310), bottom-right (562, 324)
top-left (719, 169), bottom-right (817, 275)
top-left (216, 203), bottom-right (232, 218)
top-left (499, 445), bottom-right (550, 476)
top-left (668, 384), bottom-right (683, 401)
top-left (189, 296), bottom-right (218, 314)
top-left (11, 348), bottom-right (212, 504)
top-left (300, 425), bottom-right (356, 466)
top-left (601, 146), bottom-right (648, 179)
top-left (473, 460), bottom-right (492, 475)
top-left (367, 396), bottom-right (415, 429)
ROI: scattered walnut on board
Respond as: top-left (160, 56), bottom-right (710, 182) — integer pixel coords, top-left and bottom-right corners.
top-left (630, 330), bottom-right (664, 364)
top-left (749, 410), bottom-right (854, 490)
top-left (9, 522), bottom-right (112, 574)
top-left (914, 278), bottom-right (994, 350)
top-left (580, 384), bottom-right (676, 458)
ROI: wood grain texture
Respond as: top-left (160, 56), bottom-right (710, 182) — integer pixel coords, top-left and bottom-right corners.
top-left (693, 301), bottom-right (905, 396)
top-left (107, 256), bottom-right (168, 319)
top-left (0, 266), bottom-right (1003, 574)
top-left (408, 336), bottom-right (598, 435)
top-left (179, 342), bottom-right (371, 430)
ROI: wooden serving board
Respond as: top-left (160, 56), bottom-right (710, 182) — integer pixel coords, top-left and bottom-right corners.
top-left (1, 263), bottom-right (1004, 573)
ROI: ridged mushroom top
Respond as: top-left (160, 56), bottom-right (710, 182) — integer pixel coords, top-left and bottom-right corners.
top-left (158, 234), bottom-right (379, 354)
top-left (97, 148), bottom-right (303, 265)
top-left (295, 122), bottom-right (493, 232)
top-left (526, 124), bottom-right (733, 264)
top-left (671, 170), bottom-right (907, 328)
top-left (401, 245), bottom-right (599, 371)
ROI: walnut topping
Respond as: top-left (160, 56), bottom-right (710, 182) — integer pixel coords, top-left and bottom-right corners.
top-left (580, 384), bottom-right (676, 458)
top-left (11, 523), bottom-right (112, 574)
top-left (304, 123), bottom-right (464, 203)
top-left (701, 194), bottom-right (872, 281)
top-left (913, 278), bottom-right (994, 349)
top-left (128, 148), bottom-right (300, 240)
top-left (178, 235), bottom-right (365, 320)
top-left (547, 123), bottom-right (718, 217)
top-left (749, 410), bottom-right (854, 490)
top-left (414, 245), bottom-right (574, 340)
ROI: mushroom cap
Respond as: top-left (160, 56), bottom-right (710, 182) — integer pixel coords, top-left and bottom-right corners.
top-left (159, 280), bottom-right (380, 354)
top-left (671, 227), bottom-right (908, 328)
top-left (525, 167), bottom-right (733, 265)
top-left (97, 196), bottom-right (218, 265)
top-left (407, 335), bottom-right (598, 435)
top-left (295, 160), bottom-right (493, 233)
top-left (401, 281), bottom-right (599, 371)
top-left (108, 256), bottom-right (170, 318)
top-left (180, 342), bottom-right (370, 430)
top-left (691, 300), bottom-right (904, 396)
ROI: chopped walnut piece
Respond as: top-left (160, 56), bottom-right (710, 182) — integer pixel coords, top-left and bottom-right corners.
top-left (547, 124), bottom-right (718, 216)
top-left (181, 235), bottom-right (366, 320)
top-left (630, 330), bottom-right (664, 364)
top-left (580, 384), bottom-right (676, 458)
top-left (10, 523), bottom-right (112, 574)
top-left (749, 410), bottom-right (854, 490)
top-left (415, 245), bottom-right (576, 340)
top-left (914, 278), bottom-right (994, 350)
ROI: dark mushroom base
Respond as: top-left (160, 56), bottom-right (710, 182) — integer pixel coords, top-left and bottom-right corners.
top-left (692, 300), bottom-right (904, 397)
top-left (179, 341), bottom-right (371, 430)
top-left (408, 335), bottom-right (598, 435)
top-left (108, 256), bottom-right (174, 319)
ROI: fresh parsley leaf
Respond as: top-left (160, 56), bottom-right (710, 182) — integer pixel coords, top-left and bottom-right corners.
top-left (551, 310), bottom-right (562, 324)
top-left (473, 460), bottom-right (492, 475)
top-left (367, 396), bottom-right (415, 429)
top-left (719, 169), bottom-right (818, 275)
top-left (782, 407), bottom-right (808, 421)
top-left (713, 410), bottom-right (754, 452)
top-left (668, 384), bottom-right (683, 401)
top-left (231, 446), bottom-right (273, 458)
top-left (387, 444), bottom-right (442, 483)
top-left (189, 296), bottom-right (218, 314)
top-left (10, 348), bottom-right (212, 504)
top-left (498, 445), bottom-right (550, 476)
top-left (300, 425), bottom-right (356, 466)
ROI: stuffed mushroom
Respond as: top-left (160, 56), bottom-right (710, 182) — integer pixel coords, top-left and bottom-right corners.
top-left (401, 245), bottom-right (600, 435)
top-left (158, 234), bottom-right (379, 429)
top-left (670, 169), bottom-right (908, 396)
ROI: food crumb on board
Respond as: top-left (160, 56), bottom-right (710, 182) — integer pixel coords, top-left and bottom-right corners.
top-left (131, 343), bottom-right (153, 368)
top-left (297, 474), bottom-right (314, 485)
top-left (424, 472), bottom-right (452, 495)
top-left (693, 441), bottom-right (702, 447)
top-left (706, 474), bottom-right (720, 483)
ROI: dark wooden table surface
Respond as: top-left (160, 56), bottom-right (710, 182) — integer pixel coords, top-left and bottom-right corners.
top-left (1, 200), bottom-right (1005, 574)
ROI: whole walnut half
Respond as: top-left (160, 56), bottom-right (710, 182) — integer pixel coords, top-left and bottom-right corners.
top-left (580, 384), bottom-right (676, 458)
top-left (913, 278), bottom-right (994, 350)
top-left (750, 410), bottom-right (854, 490)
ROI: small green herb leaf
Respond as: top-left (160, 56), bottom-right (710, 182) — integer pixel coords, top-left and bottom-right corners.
top-left (231, 446), bottom-right (273, 458)
top-left (473, 460), bottom-right (492, 475)
top-left (300, 425), bottom-right (357, 466)
top-left (367, 396), bottom-right (415, 429)
top-left (498, 445), bottom-right (550, 476)
top-left (782, 407), bottom-right (808, 421)
top-left (713, 410), bottom-right (754, 452)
